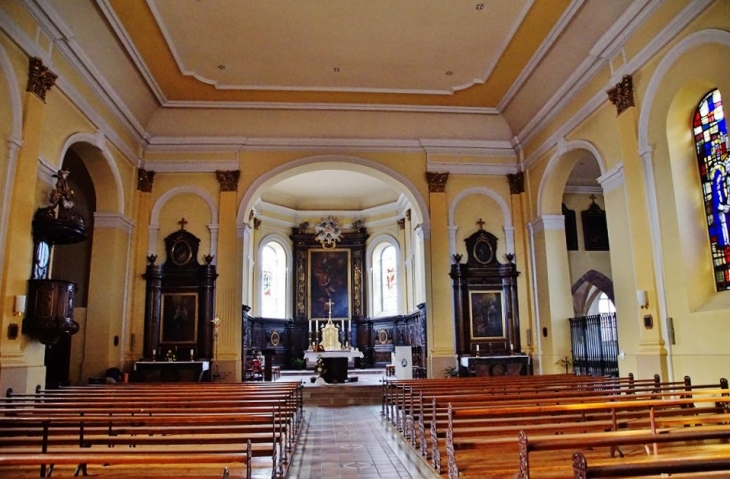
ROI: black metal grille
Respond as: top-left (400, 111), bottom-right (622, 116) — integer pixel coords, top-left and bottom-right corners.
top-left (569, 313), bottom-right (619, 377)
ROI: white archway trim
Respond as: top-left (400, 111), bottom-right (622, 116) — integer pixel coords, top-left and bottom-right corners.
top-left (638, 29), bottom-right (730, 153)
top-left (0, 42), bottom-right (23, 283)
top-left (255, 233), bottom-right (294, 318)
top-left (366, 233), bottom-right (402, 317)
top-left (536, 139), bottom-right (607, 218)
top-left (149, 186), bottom-right (218, 257)
top-left (93, 212), bottom-right (135, 235)
top-left (447, 187), bottom-right (514, 254)
top-left (60, 132), bottom-right (125, 214)
top-left (236, 155), bottom-right (430, 232)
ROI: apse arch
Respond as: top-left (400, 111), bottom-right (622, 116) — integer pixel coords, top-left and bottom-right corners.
top-left (0, 43), bottom-right (22, 142)
top-left (236, 155), bottom-right (430, 231)
top-left (537, 139), bottom-right (606, 217)
top-left (60, 133), bottom-right (125, 214)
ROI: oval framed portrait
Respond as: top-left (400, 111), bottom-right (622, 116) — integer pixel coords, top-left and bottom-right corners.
top-left (171, 239), bottom-right (193, 266)
top-left (378, 329), bottom-right (388, 345)
top-left (270, 330), bottom-right (280, 347)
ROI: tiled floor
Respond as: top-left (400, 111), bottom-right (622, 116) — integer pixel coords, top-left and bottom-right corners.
top-left (287, 406), bottom-right (438, 479)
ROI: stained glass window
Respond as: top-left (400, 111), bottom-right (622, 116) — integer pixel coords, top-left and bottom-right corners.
top-left (694, 89), bottom-right (729, 290)
top-left (372, 243), bottom-right (398, 316)
top-left (261, 241), bottom-right (287, 318)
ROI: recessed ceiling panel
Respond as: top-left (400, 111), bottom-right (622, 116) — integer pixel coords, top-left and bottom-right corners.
top-left (105, 0), bottom-right (571, 106)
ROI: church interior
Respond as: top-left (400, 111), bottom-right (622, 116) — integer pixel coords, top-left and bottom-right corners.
top-left (1, 0), bottom-right (730, 477)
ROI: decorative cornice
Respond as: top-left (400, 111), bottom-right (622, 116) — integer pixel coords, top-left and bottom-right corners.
top-left (564, 185), bottom-right (602, 195)
top-left (142, 160), bottom-right (239, 173)
top-left (598, 162), bottom-right (625, 194)
top-left (137, 169), bottom-right (155, 193)
top-left (215, 170), bottom-right (240, 192)
top-left (426, 172), bottom-right (449, 193)
top-left (26, 57), bottom-right (57, 102)
top-left (507, 172), bottom-right (525, 195)
top-left (93, 212), bottom-right (135, 235)
top-left (530, 215), bottom-right (565, 234)
top-left (420, 139), bottom-right (517, 158)
top-left (426, 162), bottom-right (518, 176)
top-left (607, 74), bottom-right (635, 115)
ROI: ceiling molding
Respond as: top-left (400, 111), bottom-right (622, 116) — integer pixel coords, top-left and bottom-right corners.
top-left (426, 162), bottom-right (518, 176)
top-left (97, 0), bottom-right (167, 105)
top-left (498, 0), bottom-right (584, 111)
top-left (163, 100), bottom-right (499, 115)
top-left (589, 0), bottom-right (660, 61)
top-left (142, 159), bottom-right (239, 173)
top-left (453, 0), bottom-right (535, 93)
top-left (257, 198), bottom-right (404, 222)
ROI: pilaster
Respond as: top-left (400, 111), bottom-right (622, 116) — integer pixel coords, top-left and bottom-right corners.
top-left (608, 77), bottom-right (667, 380)
top-left (424, 172), bottom-right (455, 377)
top-left (0, 58), bottom-right (56, 394)
top-left (215, 170), bottom-right (241, 382)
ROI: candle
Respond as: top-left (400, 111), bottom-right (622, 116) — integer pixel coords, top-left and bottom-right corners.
top-left (190, 349), bottom-right (194, 360)
top-left (476, 344), bottom-right (479, 352)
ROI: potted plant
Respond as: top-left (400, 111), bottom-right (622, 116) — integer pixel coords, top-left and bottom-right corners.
top-left (292, 357), bottom-right (306, 370)
top-left (313, 356), bottom-right (327, 385)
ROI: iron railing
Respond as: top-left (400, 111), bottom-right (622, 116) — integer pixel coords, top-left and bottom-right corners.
top-left (569, 313), bottom-right (619, 377)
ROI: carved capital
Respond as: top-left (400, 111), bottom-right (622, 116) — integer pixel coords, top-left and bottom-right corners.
top-left (607, 74), bottom-right (635, 116)
top-left (426, 172), bottom-right (449, 193)
top-left (405, 209), bottom-right (411, 221)
top-left (137, 169), bottom-right (155, 192)
top-left (397, 218), bottom-right (405, 230)
top-left (216, 170), bottom-right (240, 192)
top-left (507, 172), bottom-right (524, 194)
top-left (253, 218), bottom-right (261, 230)
top-left (26, 57), bottom-right (57, 102)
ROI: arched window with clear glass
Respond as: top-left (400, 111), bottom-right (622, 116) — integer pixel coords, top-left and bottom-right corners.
top-left (694, 89), bottom-right (730, 290)
top-left (261, 241), bottom-right (287, 318)
top-left (372, 243), bottom-right (398, 316)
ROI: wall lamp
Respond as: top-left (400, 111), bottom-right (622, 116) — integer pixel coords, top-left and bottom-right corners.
top-left (636, 290), bottom-right (648, 309)
top-left (13, 295), bottom-right (26, 316)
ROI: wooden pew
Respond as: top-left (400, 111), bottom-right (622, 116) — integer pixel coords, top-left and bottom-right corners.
top-left (572, 450), bottom-right (730, 478)
top-left (0, 383), bottom-right (302, 478)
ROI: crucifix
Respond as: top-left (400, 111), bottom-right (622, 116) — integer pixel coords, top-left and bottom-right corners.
top-left (589, 194), bottom-right (597, 204)
top-left (178, 217), bottom-right (188, 230)
top-left (476, 218), bottom-right (485, 230)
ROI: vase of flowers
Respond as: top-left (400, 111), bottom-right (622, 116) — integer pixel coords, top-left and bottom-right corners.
top-left (314, 356), bottom-right (327, 385)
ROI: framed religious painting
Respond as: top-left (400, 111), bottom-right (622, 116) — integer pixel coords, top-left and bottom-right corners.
top-left (469, 291), bottom-right (505, 339)
top-left (308, 249), bottom-right (351, 320)
top-left (160, 293), bottom-right (198, 344)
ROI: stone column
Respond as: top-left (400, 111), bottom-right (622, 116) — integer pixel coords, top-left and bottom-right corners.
top-left (0, 58), bottom-right (56, 394)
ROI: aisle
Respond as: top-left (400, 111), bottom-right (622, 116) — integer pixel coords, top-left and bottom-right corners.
top-left (286, 405), bottom-right (438, 479)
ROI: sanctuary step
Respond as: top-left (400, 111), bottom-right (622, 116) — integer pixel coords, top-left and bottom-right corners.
top-left (303, 384), bottom-right (382, 406)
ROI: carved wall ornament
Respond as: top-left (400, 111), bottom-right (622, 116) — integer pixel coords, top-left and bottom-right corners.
top-left (253, 218), bottom-right (261, 230)
top-left (215, 170), bottom-right (240, 192)
top-left (137, 169), bottom-right (155, 192)
top-left (507, 172), bottom-right (525, 194)
top-left (607, 74), bottom-right (635, 115)
top-left (405, 209), bottom-right (411, 221)
top-left (426, 172), bottom-right (449, 193)
top-left (248, 210), bottom-right (255, 222)
top-left (397, 218), bottom-right (405, 230)
top-left (314, 216), bottom-right (342, 249)
top-left (26, 57), bottom-right (57, 102)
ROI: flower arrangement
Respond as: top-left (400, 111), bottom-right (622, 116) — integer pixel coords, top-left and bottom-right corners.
top-left (556, 356), bottom-right (572, 374)
top-left (314, 356), bottom-right (326, 378)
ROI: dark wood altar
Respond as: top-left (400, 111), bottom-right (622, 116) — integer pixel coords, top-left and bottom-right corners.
top-left (143, 225), bottom-right (217, 371)
top-left (450, 227), bottom-right (523, 369)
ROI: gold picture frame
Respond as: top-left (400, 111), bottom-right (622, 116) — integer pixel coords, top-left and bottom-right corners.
top-left (378, 329), bottom-right (388, 344)
top-left (160, 293), bottom-right (198, 344)
top-left (270, 330), bottom-right (280, 347)
top-left (469, 291), bottom-right (505, 339)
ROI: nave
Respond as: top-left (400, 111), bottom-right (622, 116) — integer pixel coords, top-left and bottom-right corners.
top-left (288, 406), bottom-right (436, 479)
